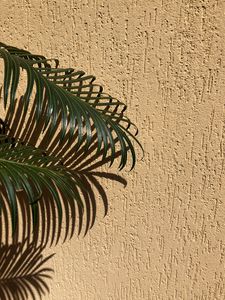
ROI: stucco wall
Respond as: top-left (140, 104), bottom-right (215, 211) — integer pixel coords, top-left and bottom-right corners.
top-left (1, 0), bottom-right (225, 299)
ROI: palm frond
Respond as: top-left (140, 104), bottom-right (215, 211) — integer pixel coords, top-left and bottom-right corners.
top-left (0, 42), bottom-right (142, 244)
top-left (0, 42), bottom-right (142, 170)
top-left (0, 136), bottom-right (127, 245)
top-left (0, 137), bottom-right (83, 234)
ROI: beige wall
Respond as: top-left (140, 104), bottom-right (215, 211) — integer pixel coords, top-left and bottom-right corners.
top-left (1, 0), bottom-right (225, 299)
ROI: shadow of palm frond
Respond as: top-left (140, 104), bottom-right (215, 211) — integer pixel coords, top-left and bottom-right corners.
top-left (0, 241), bottom-right (54, 300)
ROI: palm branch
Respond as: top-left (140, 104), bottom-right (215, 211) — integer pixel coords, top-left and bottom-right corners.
top-left (0, 42), bottom-right (141, 243)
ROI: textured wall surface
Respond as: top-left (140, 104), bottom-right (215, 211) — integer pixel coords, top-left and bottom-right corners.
top-left (1, 0), bottom-right (225, 299)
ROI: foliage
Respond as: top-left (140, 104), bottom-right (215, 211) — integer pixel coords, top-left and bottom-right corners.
top-left (0, 42), bottom-right (141, 242)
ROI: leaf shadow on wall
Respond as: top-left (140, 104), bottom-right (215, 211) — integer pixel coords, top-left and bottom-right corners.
top-left (0, 241), bottom-right (54, 300)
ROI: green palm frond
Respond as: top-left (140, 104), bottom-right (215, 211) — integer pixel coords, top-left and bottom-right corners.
top-left (0, 135), bottom-right (127, 244)
top-left (0, 42), bottom-right (142, 243)
top-left (0, 136), bottom-right (83, 234)
top-left (0, 42), bottom-right (142, 170)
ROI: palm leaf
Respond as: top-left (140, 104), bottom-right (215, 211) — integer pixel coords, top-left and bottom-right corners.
top-left (0, 135), bottom-right (128, 245)
top-left (0, 241), bottom-right (54, 300)
top-left (0, 136), bottom-right (83, 235)
top-left (0, 42), bottom-right (142, 170)
top-left (0, 42), bottom-right (142, 243)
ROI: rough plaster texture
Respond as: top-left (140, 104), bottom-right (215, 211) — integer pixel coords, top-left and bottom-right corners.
top-left (1, 0), bottom-right (225, 299)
